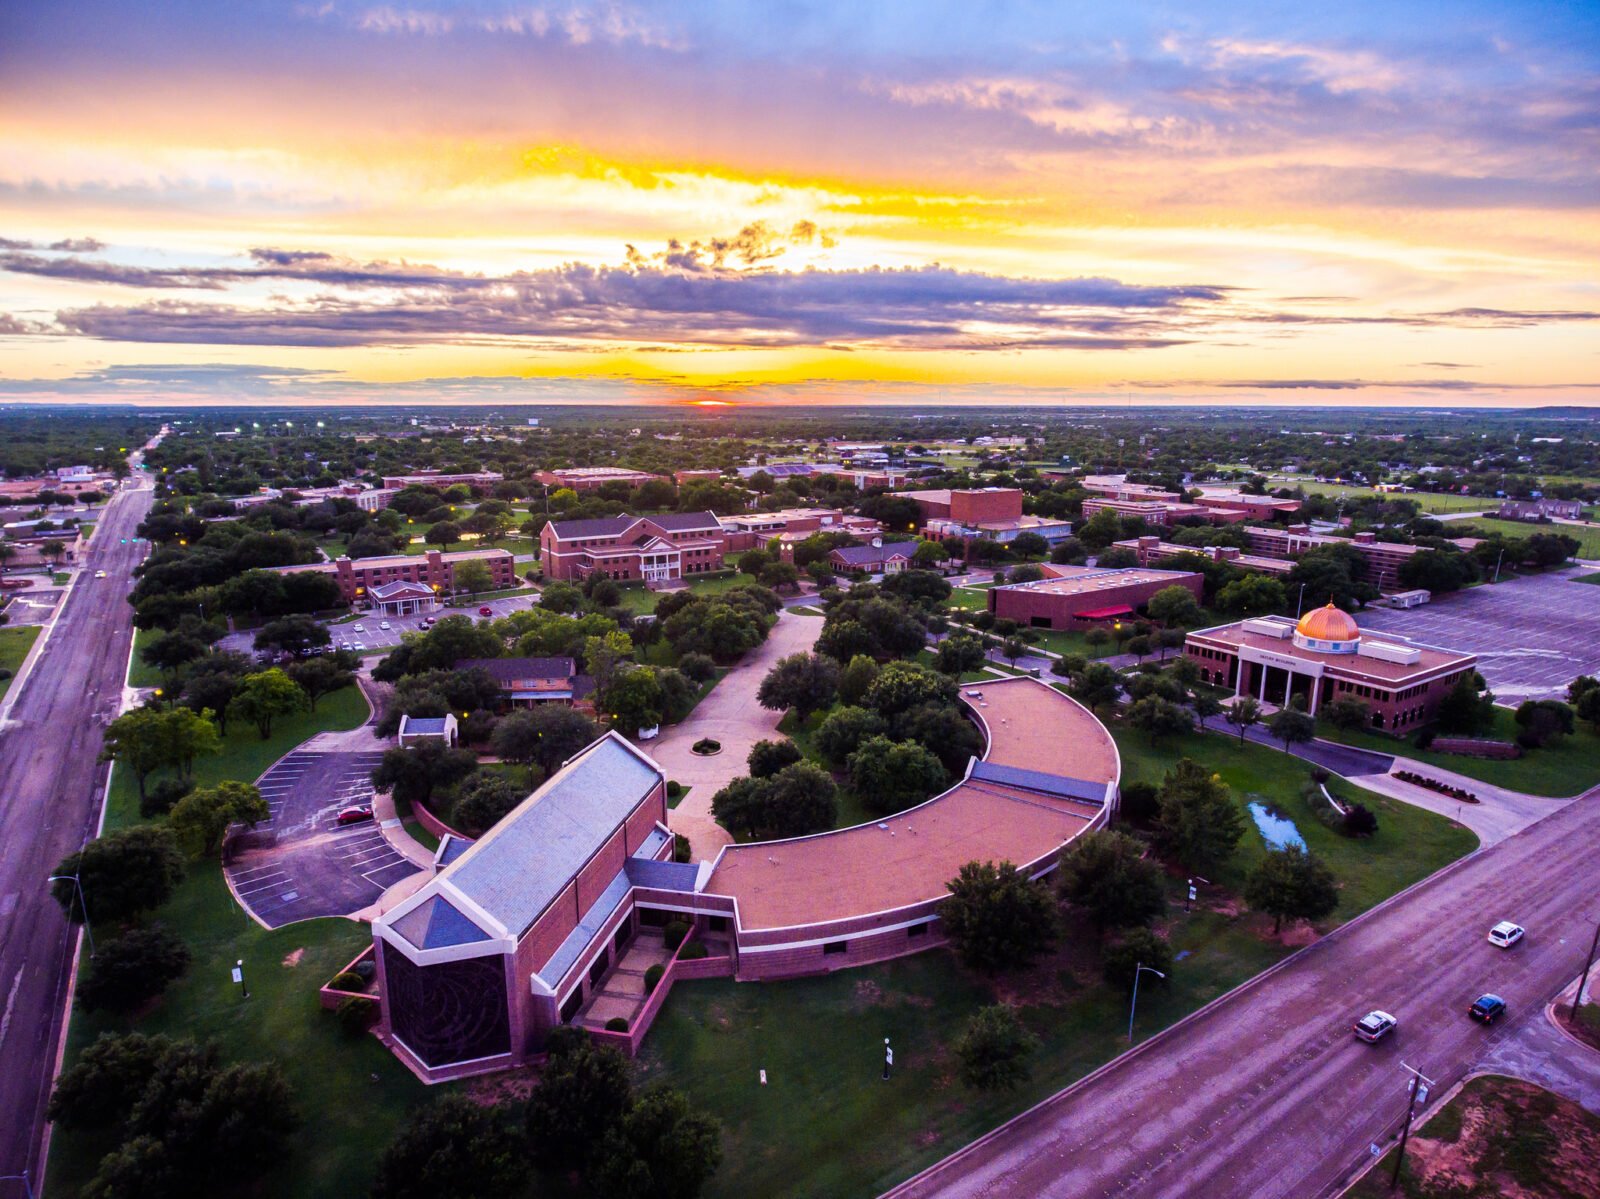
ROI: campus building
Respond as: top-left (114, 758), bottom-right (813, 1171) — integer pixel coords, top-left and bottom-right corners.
top-left (534, 467), bottom-right (665, 493)
top-left (1193, 492), bottom-right (1303, 521)
top-left (380, 472), bottom-right (504, 490)
top-left (367, 679), bottom-right (1117, 1082)
top-left (1497, 498), bottom-right (1583, 521)
top-left (455, 657), bottom-right (595, 709)
top-left (1079, 475), bottom-right (1182, 502)
top-left (717, 508), bottom-right (880, 554)
top-left (987, 565), bottom-right (1204, 628)
top-left (1081, 497), bottom-right (1229, 527)
top-left (902, 487), bottom-right (1076, 548)
top-left (538, 512), bottom-right (725, 582)
top-left (1183, 605), bottom-right (1477, 734)
top-left (1116, 535), bottom-right (1294, 577)
top-left (829, 538), bottom-right (922, 574)
top-left (1237, 525), bottom-right (1479, 593)
top-left (269, 548), bottom-right (517, 605)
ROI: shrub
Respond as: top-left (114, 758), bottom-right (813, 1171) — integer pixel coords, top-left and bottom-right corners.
top-left (1342, 802), bottom-right (1379, 838)
top-left (1103, 928), bottom-right (1174, 990)
top-left (329, 970), bottom-right (367, 993)
top-left (664, 919), bottom-right (690, 950)
top-left (673, 833), bottom-right (691, 863)
top-left (75, 927), bottom-right (190, 1014)
top-left (605, 1016), bottom-right (629, 1032)
top-left (140, 776), bottom-right (194, 818)
top-left (666, 780), bottom-right (684, 800)
top-left (1118, 781), bottom-right (1159, 828)
top-left (1414, 728), bottom-right (1436, 750)
top-left (336, 995), bottom-right (379, 1036)
top-left (352, 957), bottom-right (377, 983)
top-left (691, 738), bottom-right (721, 755)
top-left (679, 941), bottom-right (709, 961)
top-left (955, 1004), bottom-right (1040, 1092)
top-left (643, 963), bottom-right (665, 994)
top-left (1310, 766), bottom-right (1330, 784)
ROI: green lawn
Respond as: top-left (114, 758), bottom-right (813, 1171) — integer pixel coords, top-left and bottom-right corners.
top-left (616, 570), bottom-right (747, 615)
top-left (48, 684), bottom-right (422, 1199)
top-left (1455, 516), bottom-right (1600, 559)
top-left (1319, 707), bottom-right (1600, 798)
top-left (1574, 572), bottom-right (1600, 586)
top-left (125, 626), bottom-right (167, 689)
top-left (0, 624), bottom-right (41, 700)
top-left (1272, 480), bottom-right (1494, 515)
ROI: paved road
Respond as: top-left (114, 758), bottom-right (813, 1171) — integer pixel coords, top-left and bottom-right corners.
top-left (886, 789), bottom-right (1600, 1199)
top-left (0, 473), bottom-right (154, 1184)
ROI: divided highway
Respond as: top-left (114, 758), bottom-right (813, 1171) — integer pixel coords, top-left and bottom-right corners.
top-left (0, 475), bottom-right (153, 1186)
top-left (888, 788), bottom-right (1600, 1199)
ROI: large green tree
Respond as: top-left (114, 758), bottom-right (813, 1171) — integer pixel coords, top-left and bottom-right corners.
top-left (1244, 845), bottom-right (1340, 933)
top-left (53, 826), bottom-right (186, 924)
top-left (168, 781), bottom-right (270, 858)
top-left (1153, 758), bottom-right (1246, 875)
top-left (1056, 830), bottom-right (1168, 930)
top-left (371, 1095), bottom-right (524, 1199)
top-left (227, 668), bottom-right (308, 739)
top-left (941, 860), bottom-right (1061, 974)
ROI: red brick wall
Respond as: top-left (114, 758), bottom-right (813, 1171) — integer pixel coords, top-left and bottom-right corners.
top-left (949, 489), bottom-right (1023, 523)
top-left (991, 571), bottom-right (1203, 628)
top-left (575, 831), bottom-right (628, 913)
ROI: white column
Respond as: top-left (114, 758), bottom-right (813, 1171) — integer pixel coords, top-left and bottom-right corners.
top-left (1307, 676), bottom-right (1320, 716)
top-left (1284, 670), bottom-right (1294, 707)
top-left (1258, 664), bottom-right (1268, 702)
top-left (1233, 657), bottom-right (1243, 698)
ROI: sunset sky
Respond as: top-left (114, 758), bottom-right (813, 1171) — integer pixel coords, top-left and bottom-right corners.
top-left (1, 1), bottom-right (1597, 408)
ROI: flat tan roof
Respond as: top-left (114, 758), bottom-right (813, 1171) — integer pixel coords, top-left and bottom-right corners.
top-left (704, 678), bottom-right (1118, 931)
top-left (995, 566), bottom-right (1199, 598)
top-left (1189, 622), bottom-right (1475, 683)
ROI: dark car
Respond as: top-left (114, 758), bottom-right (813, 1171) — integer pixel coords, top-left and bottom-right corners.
top-left (335, 805), bottom-right (374, 827)
top-left (478, 606), bottom-right (493, 617)
top-left (1468, 994), bottom-right (1506, 1024)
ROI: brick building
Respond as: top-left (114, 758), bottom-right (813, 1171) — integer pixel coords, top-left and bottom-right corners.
top-left (988, 565), bottom-right (1204, 628)
top-left (366, 679), bottom-right (1116, 1082)
top-left (829, 538), bottom-right (922, 574)
top-left (1237, 525), bottom-right (1477, 593)
top-left (717, 508), bottom-right (879, 554)
top-left (1081, 497), bottom-right (1231, 527)
top-left (1080, 475), bottom-right (1183, 502)
top-left (1184, 606), bottom-right (1477, 734)
top-left (903, 487), bottom-right (1075, 548)
top-left (534, 467), bottom-right (665, 493)
top-left (381, 471), bottom-right (504, 490)
top-left (270, 547), bottom-right (516, 605)
top-left (539, 512), bottom-right (724, 582)
top-left (1116, 535), bottom-right (1294, 576)
top-left (455, 657), bottom-right (595, 709)
top-left (1194, 492), bottom-right (1303, 521)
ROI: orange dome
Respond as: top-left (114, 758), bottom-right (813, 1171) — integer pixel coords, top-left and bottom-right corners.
top-left (1295, 602), bottom-right (1359, 642)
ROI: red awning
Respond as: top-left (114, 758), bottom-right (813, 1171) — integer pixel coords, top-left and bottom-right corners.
top-left (1073, 604), bottom-right (1135, 620)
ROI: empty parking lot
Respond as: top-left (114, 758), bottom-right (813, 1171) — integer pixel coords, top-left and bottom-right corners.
top-left (1356, 567), bottom-right (1600, 703)
top-left (226, 748), bottom-right (417, 928)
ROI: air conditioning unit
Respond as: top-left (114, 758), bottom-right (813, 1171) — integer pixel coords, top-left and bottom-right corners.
top-left (1357, 640), bottom-right (1420, 665)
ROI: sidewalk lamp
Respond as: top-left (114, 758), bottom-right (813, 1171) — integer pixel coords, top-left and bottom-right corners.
top-left (47, 874), bottom-right (95, 958)
top-left (1127, 962), bottom-right (1166, 1043)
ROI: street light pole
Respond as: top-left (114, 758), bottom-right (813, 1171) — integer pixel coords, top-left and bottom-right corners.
top-left (1127, 962), bottom-right (1167, 1043)
top-left (1572, 917), bottom-right (1600, 1021)
top-left (47, 874), bottom-right (95, 958)
top-left (1295, 582), bottom-right (1307, 618)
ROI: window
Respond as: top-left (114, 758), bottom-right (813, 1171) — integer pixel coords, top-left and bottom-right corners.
top-left (823, 941), bottom-right (847, 955)
top-left (907, 923), bottom-right (930, 938)
top-left (708, 915), bottom-right (728, 932)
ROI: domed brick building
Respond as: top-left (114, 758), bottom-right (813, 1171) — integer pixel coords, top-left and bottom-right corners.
top-left (1183, 603), bottom-right (1477, 735)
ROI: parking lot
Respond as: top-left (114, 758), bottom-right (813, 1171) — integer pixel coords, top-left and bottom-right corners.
top-left (225, 747), bottom-right (416, 928)
top-left (1356, 567), bottom-right (1600, 703)
top-left (219, 591), bottom-right (541, 657)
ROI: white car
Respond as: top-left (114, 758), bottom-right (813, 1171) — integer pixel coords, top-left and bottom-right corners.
top-left (379, 621), bottom-right (391, 631)
top-left (1353, 1010), bottom-right (1398, 1043)
top-left (94, 570), bottom-right (107, 579)
top-left (352, 642), bottom-right (366, 651)
top-left (353, 623), bottom-right (366, 633)
top-left (1487, 921), bottom-right (1525, 949)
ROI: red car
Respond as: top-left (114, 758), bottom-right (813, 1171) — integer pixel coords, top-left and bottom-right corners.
top-left (478, 606), bottom-right (493, 617)
top-left (336, 805), bottom-right (374, 826)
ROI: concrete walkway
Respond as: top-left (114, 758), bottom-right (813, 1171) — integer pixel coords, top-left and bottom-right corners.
top-left (1476, 978), bottom-right (1600, 1117)
top-left (652, 610), bottom-right (824, 858)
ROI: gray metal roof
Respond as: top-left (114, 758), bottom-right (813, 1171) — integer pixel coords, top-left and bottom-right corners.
top-left (624, 857), bottom-right (701, 892)
top-left (831, 540), bottom-right (920, 565)
top-left (401, 717), bottom-right (449, 734)
top-left (537, 870), bottom-right (631, 987)
top-left (444, 735), bottom-right (660, 937)
top-left (969, 760), bottom-right (1108, 804)
top-left (390, 894), bottom-right (494, 950)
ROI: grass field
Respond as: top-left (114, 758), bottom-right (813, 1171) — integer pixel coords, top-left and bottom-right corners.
top-left (615, 570), bottom-right (751, 615)
top-left (1452, 516), bottom-right (1600, 559)
top-left (1320, 707), bottom-right (1600, 798)
top-left (0, 624), bottom-right (41, 701)
top-left (125, 625), bottom-right (163, 688)
top-left (47, 684), bottom-right (408, 1199)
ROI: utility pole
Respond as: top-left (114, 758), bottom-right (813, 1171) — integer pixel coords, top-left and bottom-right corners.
top-left (1391, 1063), bottom-right (1434, 1191)
top-left (1573, 917), bottom-right (1600, 1021)
top-left (1492, 547), bottom-right (1505, 584)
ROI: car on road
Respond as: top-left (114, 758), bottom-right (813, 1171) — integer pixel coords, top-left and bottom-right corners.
top-left (335, 805), bottom-right (374, 826)
top-left (1468, 994), bottom-right (1507, 1024)
top-left (1352, 1010), bottom-right (1397, 1043)
top-left (93, 570), bottom-right (107, 579)
top-left (479, 606), bottom-right (493, 616)
top-left (1487, 921), bottom-right (1524, 949)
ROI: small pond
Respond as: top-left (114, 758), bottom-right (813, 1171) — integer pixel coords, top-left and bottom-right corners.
top-left (1247, 800), bottom-right (1306, 852)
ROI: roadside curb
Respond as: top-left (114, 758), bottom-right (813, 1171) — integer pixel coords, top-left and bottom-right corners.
top-left (881, 840), bottom-right (1491, 1198)
top-left (0, 571), bottom-right (78, 728)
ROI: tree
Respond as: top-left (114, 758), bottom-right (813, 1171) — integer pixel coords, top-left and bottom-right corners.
top-left (1154, 758), bottom-right (1246, 874)
top-left (157, 705), bottom-right (223, 782)
top-left (1267, 704), bottom-right (1316, 750)
top-left (1010, 531), bottom-right (1049, 559)
top-left (1069, 663), bottom-right (1121, 715)
top-left (848, 736), bottom-right (948, 815)
top-left (53, 826), bottom-right (185, 924)
top-left (1225, 696), bottom-right (1262, 743)
top-left (836, 654), bottom-right (880, 706)
top-left (453, 559), bottom-right (493, 598)
top-left (813, 705), bottom-right (887, 766)
top-left (941, 860), bottom-right (1060, 974)
top-left (1436, 671), bottom-right (1494, 735)
top-left (1321, 697), bottom-right (1371, 732)
top-left (862, 660), bottom-right (956, 718)
top-left (424, 521), bottom-right (461, 551)
top-left (1102, 927), bottom-right (1175, 990)
top-left (1125, 634), bottom-right (1153, 662)
top-left (1083, 627), bottom-right (1111, 658)
top-left (252, 614), bottom-right (330, 659)
top-left (747, 738), bottom-right (802, 778)
top-left (1574, 684), bottom-right (1600, 735)
top-left (1126, 696), bottom-right (1195, 744)
top-left (894, 700), bottom-right (983, 773)
top-left (757, 653), bottom-right (840, 720)
top-left (599, 666), bottom-right (665, 734)
top-left (1515, 698), bottom-right (1575, 747)
top-left (76, 927), bottom-right (191, 1014)
top-left (761, 762), bottom-right (838, 836)
top-left (956, 1005), bottom-right (1041, 1093)
top-left (140, 629), bottom-right (209, 679)
top-left (525, 1034), bottom-right (634, 1168)
top-left (1147, 585), bottom-right (1203, 628)
top-left (933, 635), bottom-right (986, 677)
top-left (912, 539), bottom-right (948, 569)
top-left (710, 776), bottom-right (766, 838)
top-left (285, 653), bottom-right (355, 711)
top-left (589, 1086), bottom-right (724, 1199)
top-left (371, 1095), bottom-right (524, 1199)
top-left (1155, 628), bottom-right (1188, 660)
top-left (227, 668), bottom-right (307, 739)
top-left (1216, 574), bottom-right (1287, 618)
top-left (1244, 845), bottom-right (1340, 933)
top-left (1056, 830), bottom-right (1167, 930)
top-left (370, 742), bottom-right (478, 808)
top-left (168, 781), bottom-right (269, 857)
top-left (100, 708), bottom-right (177, 805)
top-left (49, 1032), bottom-right (180, 1132)
top-left (490, 705), bottom-right (600, 773)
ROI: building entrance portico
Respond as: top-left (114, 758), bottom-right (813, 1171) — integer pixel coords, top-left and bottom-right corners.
top-left (1235, 653), bottom-right (1323, 715)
